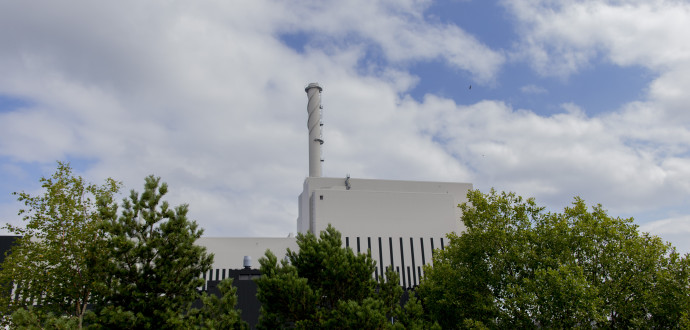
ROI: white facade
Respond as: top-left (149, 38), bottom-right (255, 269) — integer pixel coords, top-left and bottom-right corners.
top-left (297, 177), bottom-right (471, 237)
top-left (296, 176), bottom-right (472, 286)
top-left (198, 237), bottom-right (298, 271)
top-left (199, 176), bottom-right (472, 287)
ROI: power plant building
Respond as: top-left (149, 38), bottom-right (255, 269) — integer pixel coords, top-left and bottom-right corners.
top-left (198, 83), bottom-right (472, 287)
top-left (0, 83), bottom-right (474, 328)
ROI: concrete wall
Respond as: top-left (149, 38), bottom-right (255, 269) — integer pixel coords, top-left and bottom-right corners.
top-left (200, 176), bottom-right (471, 284)
top-left (298, 177), bottom-right (472, 237)
top-left (312, 189), bottom-right (456, 238)
top-left (340, 235), bottom-right (448, 288)
top-left (198, 237), bottom-right (298, 270)
top-left (196, 235), bottom-right (448, 289)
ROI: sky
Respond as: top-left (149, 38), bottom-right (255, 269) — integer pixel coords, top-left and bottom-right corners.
top-left (1, 0), bottom-right (689, 252)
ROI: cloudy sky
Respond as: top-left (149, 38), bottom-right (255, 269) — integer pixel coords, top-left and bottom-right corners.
top-left (1, 0), bottom-right (689, 252)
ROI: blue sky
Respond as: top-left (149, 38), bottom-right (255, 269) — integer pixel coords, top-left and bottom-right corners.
top-left (1, 0), bottom-right (689, 252)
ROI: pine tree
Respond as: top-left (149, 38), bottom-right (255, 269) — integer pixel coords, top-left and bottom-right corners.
top-left (188, 277), bottom-right (248, 329)
top-left (255, 225), bottom-right (434, 329)
top-left (88, 175), bottom-right (214, 328)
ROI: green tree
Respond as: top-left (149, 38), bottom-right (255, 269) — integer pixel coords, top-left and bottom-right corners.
top-left (9, 306), bottom-right (79, 329)
top-left (255, 225), bottom-right (434, 329)
top-left (87, 175), bottom-right (214, 329)
top-left (418, 189), bottom-right (690, 329)
top-left (187, 277), bottom-right (248, 329)
top-left (0, 162), bottom-right (121, 328)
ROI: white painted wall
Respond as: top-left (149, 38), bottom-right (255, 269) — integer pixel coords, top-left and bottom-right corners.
top-left (198, 237), bottom-right (297, 270)
top-left (312, 189), bottom-right (455, 238)
top-left (297, 177), bottom-right (472, 237)
top-left (199, 176), bottom-right (472, 287)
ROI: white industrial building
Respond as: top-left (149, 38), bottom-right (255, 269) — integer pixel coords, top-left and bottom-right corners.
top-left (198, 83), bottom-right (472, 287)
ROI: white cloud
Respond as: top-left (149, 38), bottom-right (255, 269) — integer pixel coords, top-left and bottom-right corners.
top-left (520, 84), bottom-right (548, 94)
top-left (506, 0), bottom-right (690, 76)
top-left (272, 0), bottom-right (505, 83)
top-left (407, 94), bottom-right (690, 219)
top-left (640, 215), bottom-right (690, 235)
top-left (0, 0), bottom-right (689, 256)
top-left (505, 0), bottom-right (690, 124)
top-left (495, 1), bottom-right (690, 233)
top-left (640, 215), bottom-right (690, 253)
top-left (0, 0), bottom-right (494, 237)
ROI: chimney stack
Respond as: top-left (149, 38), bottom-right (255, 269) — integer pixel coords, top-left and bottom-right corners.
top-left (305, 83), bottom-right (323, 177)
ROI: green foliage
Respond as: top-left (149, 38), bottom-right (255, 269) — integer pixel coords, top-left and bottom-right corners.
top-left (188, 278), bottom-right (248, 329)
top-left (256, 225), bottom-right (433, 329)
top-left (0, 162), bottom-right (121, 328)
top-left (0, 166), bottom-right (244, 328)
top-left (418, 189), bottom-right (690, 329)
top-left (10, 306), bottom-right (79, 330)
top-left (87, 175), bottom-right (214, 329)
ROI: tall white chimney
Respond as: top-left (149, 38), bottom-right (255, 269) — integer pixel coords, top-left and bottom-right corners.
top-left (305, 83), bottom-right (323, 177)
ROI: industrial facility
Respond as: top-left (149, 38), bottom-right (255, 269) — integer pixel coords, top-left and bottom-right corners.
top-left (0, 83), bottom-right (473, 327)
top-left (198, 83), bottom-right (473, 288)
